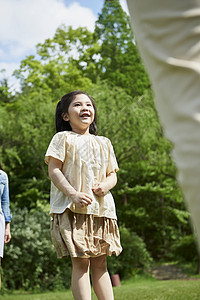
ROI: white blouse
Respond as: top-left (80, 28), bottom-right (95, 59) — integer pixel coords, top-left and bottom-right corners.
top-left (45, 131), bottom-right (119, 219)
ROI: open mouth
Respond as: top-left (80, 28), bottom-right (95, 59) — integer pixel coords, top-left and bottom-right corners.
top-left (80, 113), bottom-right (91, 117)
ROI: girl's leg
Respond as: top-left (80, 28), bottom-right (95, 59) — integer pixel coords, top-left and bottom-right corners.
top-left (90, 255), bottom-right (114, 300)
top-left (71, 257), bottom-right (91, 300)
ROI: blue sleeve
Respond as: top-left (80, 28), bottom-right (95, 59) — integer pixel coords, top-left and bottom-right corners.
top-left (1, 174), bottom-right (12, 223)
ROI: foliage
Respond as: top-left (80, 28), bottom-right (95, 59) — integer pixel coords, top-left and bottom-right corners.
top-left (171, 234), bottom-right (198, 262)
top-left (92, 0), bottom-right (150, 96)
top-left (108, 225), bottom-right (152, 277)
top-left (0, 71), bottom-right (13, 104)
top-left (14, 0), bottom-right (149, 98)
top-left (70, 0), bottom-right (150, 97)
top-left (3, 207), bottom-right (72, 291)
top-left (0, 92), bottom-right (55, 208)
top-left (14, 26), bottom-right (93, 97)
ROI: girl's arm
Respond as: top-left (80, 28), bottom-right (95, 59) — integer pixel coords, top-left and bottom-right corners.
top-left (1, 174), bottom-right (12, 223)
top-left (48, 157), bottom-right (93, 207)
top-left (1, 173), bottom-right (12, 243)
top-left (92, 172), bottom-right (117, 197)
top-left (5, 223), bottom-right (11, 243)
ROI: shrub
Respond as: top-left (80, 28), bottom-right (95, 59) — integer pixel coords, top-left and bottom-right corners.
top-left (171, 234), bottom-right (198, 262)
top-left (2, 207), bottom-right (72, 291)
top-left (107, 225), bottom-right (153, 278)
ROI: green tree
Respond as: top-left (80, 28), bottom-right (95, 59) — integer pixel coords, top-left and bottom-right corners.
top-left (0, 92), bottom-right (54, 208)
top-left (0, 70), bottom-right (13, 104)
top-left (14, 1), bottom-right (149, 99)
top-left (77, 0), bottom-right (150, 96)
top-left (14, 26), bottom-right (93, 99)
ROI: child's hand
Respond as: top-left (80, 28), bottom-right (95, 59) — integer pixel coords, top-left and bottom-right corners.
top-left (4, 223), bottom-right (11, 243)
top-left (71, 191), bottom-right (93, 207)
top-left (92, 182), bottom-right (108, 197)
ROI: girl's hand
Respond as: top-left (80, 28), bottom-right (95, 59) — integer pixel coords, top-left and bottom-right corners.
top-left (4, 223), bottom-right (11, 243)
top-left (71, 191), bottom-right (93, 207)
top-left (92, 182), bottom-right (109, 197)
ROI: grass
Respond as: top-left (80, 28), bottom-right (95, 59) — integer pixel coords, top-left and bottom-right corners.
top-left (1, 277), bottom-right (200, 300)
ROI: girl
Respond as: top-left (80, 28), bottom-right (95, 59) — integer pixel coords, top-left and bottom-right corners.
top-left (45, 91), bottom-right (122, 300)
top-left (0, 164), bottom-right (12, 289)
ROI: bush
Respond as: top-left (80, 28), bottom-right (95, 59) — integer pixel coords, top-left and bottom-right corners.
top-left (2, 207), bottom-right (72, 291)
top-left (171, 234), bottom-right (198, 262)
top-left (107, 225), bottom-right (153, 278)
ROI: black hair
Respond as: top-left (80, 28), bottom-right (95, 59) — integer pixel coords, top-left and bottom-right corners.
top-left (55, 91), bottom-right (97, 134)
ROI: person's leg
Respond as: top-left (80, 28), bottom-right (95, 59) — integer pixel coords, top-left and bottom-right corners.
top-left (127, 0), bottom-right (200, 249)
top-left (71, 257), bottom-right (91, 300)
top-left (90, 255), bottom-right (114, 300)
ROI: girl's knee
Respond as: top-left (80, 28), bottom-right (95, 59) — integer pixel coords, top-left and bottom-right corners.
top-left (90, 255), bottom-right (107, 272)
top-left (72, 257), bottom-right (90, 273)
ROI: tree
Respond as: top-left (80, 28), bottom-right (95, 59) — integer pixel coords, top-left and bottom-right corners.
top-left (14, 26), bottom-right (93, 99)
top-left (0, 92), bottom-right (55, 209)
top-left (75, 0), bottom-right (150, 96)
top-left (0, 70), bottom-right (13, 104)
top-left (14, 1), bottom-right (149, 99)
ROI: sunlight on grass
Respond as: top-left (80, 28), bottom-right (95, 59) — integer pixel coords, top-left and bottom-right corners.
top-left (1, 278), bottom-right (200, 300)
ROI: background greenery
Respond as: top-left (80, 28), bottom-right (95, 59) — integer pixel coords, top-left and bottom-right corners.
top-left (0, 0), bottom-right (198, 291)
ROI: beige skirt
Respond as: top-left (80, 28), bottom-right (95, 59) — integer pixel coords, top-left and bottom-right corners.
top-left (51, 209), bottom-right (122, 259)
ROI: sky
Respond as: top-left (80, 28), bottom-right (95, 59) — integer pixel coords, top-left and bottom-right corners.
top-left (0, 0), bottom-right (129, 92)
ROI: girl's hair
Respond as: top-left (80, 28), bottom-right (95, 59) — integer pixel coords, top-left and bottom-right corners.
top-left (55, 91), bottom-right (97, 134)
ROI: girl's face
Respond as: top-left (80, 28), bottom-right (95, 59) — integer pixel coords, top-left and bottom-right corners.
top-left (63, 94), bottom-right (95, 135)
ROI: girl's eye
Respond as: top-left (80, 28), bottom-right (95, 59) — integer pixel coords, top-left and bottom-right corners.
top-left (87, 103), bottom-right (92, 106)
top-left (74, 103), bottom-right (80, 107)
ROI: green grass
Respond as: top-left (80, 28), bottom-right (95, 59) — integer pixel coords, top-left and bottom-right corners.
top-left (1, 278), bottom-right (200, 300)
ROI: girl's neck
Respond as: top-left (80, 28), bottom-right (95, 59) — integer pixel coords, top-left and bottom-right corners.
top-left (71, 127), bottom-right (90, 135)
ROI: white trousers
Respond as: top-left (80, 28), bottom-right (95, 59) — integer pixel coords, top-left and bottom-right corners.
top-left (127, 0), bottom-right (200, 248)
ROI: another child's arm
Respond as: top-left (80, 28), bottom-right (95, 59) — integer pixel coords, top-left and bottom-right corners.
top-left (5, 222), bottom-right (11, 243)
top-left (48, 157), bottom-right (93, 207)
top-left (92, 172), bottom-right (117, 197)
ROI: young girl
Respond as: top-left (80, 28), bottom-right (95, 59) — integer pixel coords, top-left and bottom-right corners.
top-left (45, 91), bottom-right (122, 300)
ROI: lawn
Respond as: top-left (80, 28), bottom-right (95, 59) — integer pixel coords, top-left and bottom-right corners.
top-left (1, 277), bottom-right (200, 300)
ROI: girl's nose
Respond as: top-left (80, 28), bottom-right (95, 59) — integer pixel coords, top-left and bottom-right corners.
top-left (82, 105), bottom-right (89, 111)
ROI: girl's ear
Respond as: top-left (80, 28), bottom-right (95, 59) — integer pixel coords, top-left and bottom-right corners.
top-left (62, 112), bottom-right (69, 122)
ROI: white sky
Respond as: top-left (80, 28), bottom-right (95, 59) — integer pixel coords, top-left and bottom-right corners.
top-left (0, 0), bottom-right (129, 92)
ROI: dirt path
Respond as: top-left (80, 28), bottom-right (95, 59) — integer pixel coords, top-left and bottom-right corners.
top-left (152, 264), bottom-right (189, 280)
